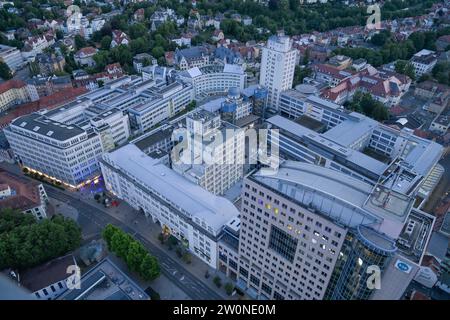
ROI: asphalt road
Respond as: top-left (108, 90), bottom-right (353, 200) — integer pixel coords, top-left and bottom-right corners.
top-left (0, 163), bottom-right (223, 300)
top-left (45, 187), bottom-right (223, 300)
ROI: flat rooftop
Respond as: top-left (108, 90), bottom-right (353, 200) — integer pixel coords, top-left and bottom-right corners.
top-left (58, 258), bottom-right (148, 300)
top-left (253, 161), bottom-right (412, 238)
top-left (10, 113), bottom-right (86, 142)
top-left (103, 144), bottom-right (239, 234)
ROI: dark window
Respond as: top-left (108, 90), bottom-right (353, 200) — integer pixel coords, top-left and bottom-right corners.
top-left (273, 291), bottom-right (284, 300)
top-left (261, 282), bottom-right (272, 295)
top-left (268, 225), bottom-right (298, 263)
top-left (239, 267), bottom-right (248, 278)
top-left (250, 275), bottom-right (260, 286)
top-left (229, 259), bottom-right (237, 270)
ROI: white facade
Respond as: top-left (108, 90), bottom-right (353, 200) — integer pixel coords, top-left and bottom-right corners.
top-left (172, 110), bottom-right (245, 195)
top-left (178, 64), bottom-right (246, 100)
top-left (0, 44), bottom-right (24, 71)
top-left (101, 144), bottom-right (240, 268)
top-left (410, 49), bottom-right (438, 77)
top-left (259, 35), bottom-right (297, 110)
top-left (5, 113), bottom-right (105, 187)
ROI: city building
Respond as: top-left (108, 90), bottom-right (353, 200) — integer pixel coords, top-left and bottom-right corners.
top-left (126, 81), bottom-right (194, 134)
top-left (268, 95), bottom-right (444, 209)
top-left (0, 80), bottom-right (29, 112)
top-left (4, 112), bottom-right (105, 188)
top-left (259, 35), bottom-right (297, 111)
top-left (133, 53), bottom-right (157, 73)
top-left (58, 258), bottom-right (149, 300)
top-left (178, 64), bottom-right (246, 100)
top-left (26, 75), bottom-right (73, 101)
top-left (175, 46), bottom-right (211, 70)
top-left (33, 53), bottom-right (66, 76)
top-left (205, 87), bottom-right (254, 124)
top-left (19, 254), bottom-right (78, 300)
top-left (171, 109), bottom-right (245, 195)
top-left (225, 160), bottom-right (434, 300)
top-left (0, 169), bottom-right (48, 220)
top-left (410, 49), bottom-right (438, 77)
top-left (100, 143), bottom-right (240, 268)
top-left (0, 44), bottom-right (25, 71)
top-left (74, 47), bottom-right (98, 67)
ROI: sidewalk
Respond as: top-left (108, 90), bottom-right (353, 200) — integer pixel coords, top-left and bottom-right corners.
top-left (69, 192), bottom-right (241, 300)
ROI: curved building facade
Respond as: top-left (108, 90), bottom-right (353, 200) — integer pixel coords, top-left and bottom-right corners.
top-left (178, 64), bottom-right (246, 100)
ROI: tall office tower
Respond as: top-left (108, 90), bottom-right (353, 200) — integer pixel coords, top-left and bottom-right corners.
top-left (259, 34), bottom-right (297, 111)
top-left (171, 109), bottom-right (245, 196)
top-left (231, 161), bottom-right (434, 300)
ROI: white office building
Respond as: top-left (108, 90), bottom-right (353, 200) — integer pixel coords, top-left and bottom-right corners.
top-left (4, 113), bottom-right (105, 187)
top-left (259, 35), bottom-right (297, 111)
top-left (178, 64), bottom-right (246, 100)
top-left (228, 161), bottom-right (434, 300)
top-left (171, 109), bottom-right (245, 195)
top-left (100, 144), bottom-right (240, 268)
top-left (0, 44), bottom-right (25, 71)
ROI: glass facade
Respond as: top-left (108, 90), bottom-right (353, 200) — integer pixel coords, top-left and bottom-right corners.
top-left (325, 225), bottom-right (397, 300)
top-left (268, 225), bottom-right (298, 263)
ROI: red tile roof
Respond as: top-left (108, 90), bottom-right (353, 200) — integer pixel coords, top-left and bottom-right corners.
top-left (0, 87), bottom-right (88, 129)
top-left (0, 80), bottom-right (26, 95)
top-left (0, 170), bottom-right (43, 211)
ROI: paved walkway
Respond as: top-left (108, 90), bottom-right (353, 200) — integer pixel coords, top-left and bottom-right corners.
top-left (77, 192), bottom-right (239, 300)
top-left (0, 162), bottom-right (245, 300)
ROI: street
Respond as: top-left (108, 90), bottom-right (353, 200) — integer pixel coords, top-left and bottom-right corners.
top-left (46, 187), bottom-right (225, 300)
top-left (0, 163), bottom-right (225, 300)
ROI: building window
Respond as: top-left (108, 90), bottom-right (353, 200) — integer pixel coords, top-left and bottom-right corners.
top-left (268, 225), bottom-right (298, 263)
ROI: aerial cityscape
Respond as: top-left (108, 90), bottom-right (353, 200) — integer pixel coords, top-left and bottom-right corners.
top-left (0, 0), bottom-right (450, 305)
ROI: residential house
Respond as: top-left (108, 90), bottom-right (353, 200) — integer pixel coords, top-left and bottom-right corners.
top-left (133, 53), bottom-right (157, 73)
top-left (33, 53), bottom-right (66, 76)
top-left (436, 35), bottom-right (450, 51)
top-left (19, 254), bottom-right (78, 300)
top-left (212, 30), bottom-right (224, 42)
top-left (111, 30), bottom-right (130, 48)
top-left (410, 49), bottom-right (438, 77)
top-left (0, 169), bottom-right (48, 220)
top-left (174, 46), bottom-right (211, 70)
top-left (133, 8), bottom-right (145, 22)
top-left (74, 46), bottom-right (97, 67)
top-left (172, 33), bottom-right (194, 48)
top-left (0, 80), bottom-right (29, 112)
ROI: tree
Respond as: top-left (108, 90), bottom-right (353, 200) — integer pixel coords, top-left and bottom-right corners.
top-left (0, 209), bottom-right (35, 234)
top-left (101, 224), bottom-right (160, 281)
top-left (74, 34), bottom-right (87, 50)
top-left (151, 46), bottom-right (165, 59)
top-left (102, 223), bottom-right (119, 249)
top-left (110, 45), bottom-right (133, 66)
top-left (126, 241), bottom-right (147, 272)
top-left (110, 231), bottom-right (131, 259)
top-left (129, 23), bottom-right (147, 40)
top-left (100, 35), bottom-right (112, 50)
top-left (395, 60), bottom-right (416, 80)
top-left (348, 91), bottom-right (390, 122)
top-left (0, 61), bottom-right (12, 80)
top-left (0, 212), bottom-right (81, 270)
top-left (370, 30), bottom-right (391, 47)
top-left (140, 254), bottom-right (160, 281)
top-left (55, 29), bottom-right (64, 40)
top-left (293, 66), bottom-right (312, 86)
top-left (213, 276), bottom-right (222, 288)
top-left (93, 51), bottom-right (111, 71)
top-left (224, 282), bottom-right (234, 296)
